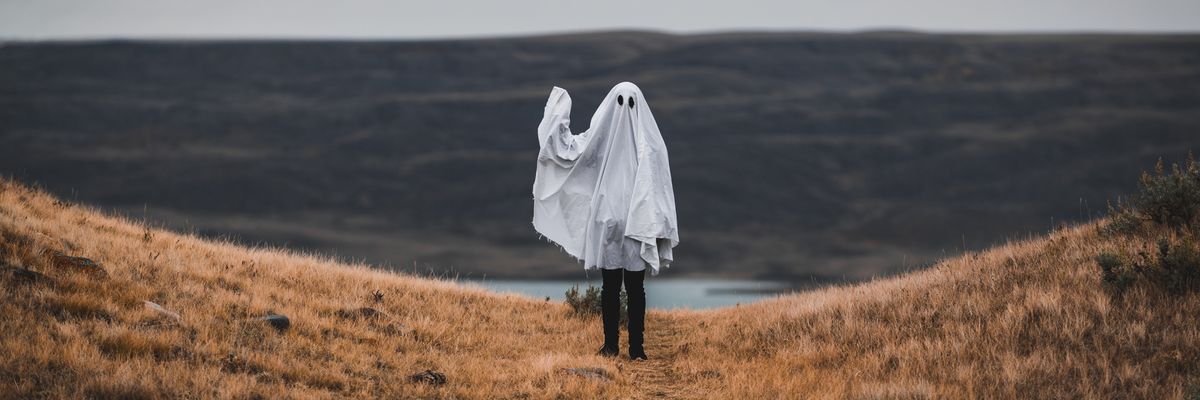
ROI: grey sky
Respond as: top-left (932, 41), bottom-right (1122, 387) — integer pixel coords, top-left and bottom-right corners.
top-left (2, 0), bottom-right (1198, 40)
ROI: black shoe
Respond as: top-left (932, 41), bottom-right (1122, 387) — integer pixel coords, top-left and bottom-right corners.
top-left (629, 348), bottom-right (647, 361)
top-left (597, 345), bottom-right (619, 358)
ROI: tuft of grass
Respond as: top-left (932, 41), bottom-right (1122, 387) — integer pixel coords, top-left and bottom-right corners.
top-left (95, 328), bottom-right (178, 360)
top-left (84, 381), bottom-right (163, 400)
top-left (51, 292), bottom-right (115, 321)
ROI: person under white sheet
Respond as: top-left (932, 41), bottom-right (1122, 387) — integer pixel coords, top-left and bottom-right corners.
top-left (532, 82), bottom-right (679, 360)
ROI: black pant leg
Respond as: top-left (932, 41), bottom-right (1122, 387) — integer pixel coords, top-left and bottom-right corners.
top-left (600, 268), bottom-right (623, 351)
top-left (623, 268), bottom-right (646, 355)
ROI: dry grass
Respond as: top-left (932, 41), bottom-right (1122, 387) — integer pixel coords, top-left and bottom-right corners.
top-left (1, 177), bottom-right (1198, 399)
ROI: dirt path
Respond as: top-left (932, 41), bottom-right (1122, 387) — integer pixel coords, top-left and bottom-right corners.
top-left (620, 313), bottom-right (693, 399)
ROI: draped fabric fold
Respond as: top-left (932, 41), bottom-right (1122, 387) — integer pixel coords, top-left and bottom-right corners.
top-left (532, 82), bottom-right (679, 275)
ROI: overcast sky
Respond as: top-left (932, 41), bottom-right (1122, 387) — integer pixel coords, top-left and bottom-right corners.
top-left (2, 0), bottom-right (1198, 40)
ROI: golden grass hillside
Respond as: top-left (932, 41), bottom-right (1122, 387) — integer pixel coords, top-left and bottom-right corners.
top-left (2, 175), bottom-right (1198, 399)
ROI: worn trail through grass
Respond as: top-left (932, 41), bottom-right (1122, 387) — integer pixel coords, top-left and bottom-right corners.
top-left (623, 313), bottom-right (693, 399)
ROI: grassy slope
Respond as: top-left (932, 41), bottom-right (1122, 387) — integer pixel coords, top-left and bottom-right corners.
top-left (2, 177), bottom-right (1197, 399)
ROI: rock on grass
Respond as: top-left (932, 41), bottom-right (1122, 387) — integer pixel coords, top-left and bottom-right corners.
top-left (409, 369), bottom-right (447, 386)
top-left (47, 252), bottom-right (106, 277)
top-left (143, 301), bottom-right (181, 323)
top-left (2, 262), bottom-right (52, 286)
top-left (560, 367), bottom-right (611, 381)
top-left (253, 314), bottom-right (290, 331)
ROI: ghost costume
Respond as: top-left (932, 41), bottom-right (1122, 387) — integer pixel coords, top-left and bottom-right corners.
top-left (532, 82), bottom-right (679, 276)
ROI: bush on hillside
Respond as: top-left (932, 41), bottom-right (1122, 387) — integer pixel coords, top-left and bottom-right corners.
top-left (1096, 238), bottom-right (1200, 294)
top-left (1098, 153), bottom-right (1200, 294)
top-left (564, 284), bottom-right (627, 324)
top-left (1101, 201), bottom-right (1144, 237)
top-left (565, 285), bottom-right (602, 316)
top-left (1096, 252), bottom-right (1136, 291)
top-left (1138, 155), bottom-right (1200, 230)
top-left (1106, 153), bottom-right (1200, 237)
top-left (1152, 238), bottom-right (1200, 294)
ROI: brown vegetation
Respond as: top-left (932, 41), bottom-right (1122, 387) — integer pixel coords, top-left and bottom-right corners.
top-left (2, 177), bottom-right (1198, 398)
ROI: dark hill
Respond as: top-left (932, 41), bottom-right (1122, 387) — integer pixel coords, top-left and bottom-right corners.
top-left (2, 31), bottom-right (1199, 279)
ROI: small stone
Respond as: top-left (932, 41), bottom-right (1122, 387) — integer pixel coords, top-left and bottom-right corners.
top-left (48, 252), bottom-right (106, 277)
top-left (560, 367), bottom-right (611, 381)
top-left (254, 314), bottom-right (290, 331)
top-left (409, 369), bottom-right (447, 386)
top-left (143, 301), bottom-right (181, 322)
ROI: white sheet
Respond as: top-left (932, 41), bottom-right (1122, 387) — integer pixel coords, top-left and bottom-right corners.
top-left (533, 82), bottom-right (679, 275)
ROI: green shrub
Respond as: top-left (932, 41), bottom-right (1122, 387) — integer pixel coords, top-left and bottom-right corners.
top-left (1100, 201), bottom-right (1143, 237)
top-left (1096, 252), bottom-right (1136, 291)
top-left (564, 284), bottom-right (602, 316)
top-left (1152, 238), bottom-right (1200, 294)
top-left (1103, 153), bottom-right (1200, 235)
top-left (1186, 383), bottom-right (1200, 400)
top-left (1098, 153), bottom-right (1200, 294)
top-left (1096, 239), bottom-right (1200, 294)
top-left (564, 284), bottom-right (627, 324)
top-left (1135, 155), bottom-right (1200, 231)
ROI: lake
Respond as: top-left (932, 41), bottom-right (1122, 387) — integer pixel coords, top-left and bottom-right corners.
top-left (466, 279), bottom-right (794, 310)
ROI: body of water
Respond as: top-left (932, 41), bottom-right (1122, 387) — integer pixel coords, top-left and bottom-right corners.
top-left (467, 279), bottom-right (793, 310)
